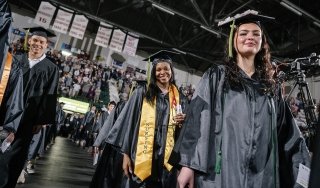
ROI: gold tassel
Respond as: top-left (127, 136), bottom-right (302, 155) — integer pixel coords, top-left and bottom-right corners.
top-left (228, 20), bottom-right (235, 58)
top-left (146, 58), bottom-right (151, 87)
top-left (23, 29), bottom-right (30, 51)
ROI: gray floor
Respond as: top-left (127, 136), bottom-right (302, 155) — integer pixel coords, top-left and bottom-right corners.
top-left (16, 137), bottom-right (95, 188)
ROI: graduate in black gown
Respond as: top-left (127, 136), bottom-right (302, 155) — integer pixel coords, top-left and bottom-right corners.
top-left (0, 0), bottom-right (23, 143)
top-left (0, 26), bottom-right (59, 187)
top-left (106, 50), bottom-right (187, 188)
top-left (309, 104), bottom-right (320, 187)
top-left (90, 94), bottom-right (128, 188)
top-left (170, 10), bottom-right (310, 188)
top-left (99, 101), bottom-right (117, 130)
top-left (0, 3), bottom-right (24, 186)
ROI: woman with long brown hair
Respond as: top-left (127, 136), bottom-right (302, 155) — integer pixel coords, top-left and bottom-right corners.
top-left (171, 10), bottom-right (310, 188)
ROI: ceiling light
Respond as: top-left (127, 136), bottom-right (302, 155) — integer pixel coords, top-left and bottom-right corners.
top-left (313, 21), bottom-right (320, 28)
top-left (200, 25), bottom-right (220, 37)
top-left (280, 1), bottom-right (302, 16)
top-left (151, 3), bottom-right (175, 16)
top-left (172, 48), bottom-right (186, 55)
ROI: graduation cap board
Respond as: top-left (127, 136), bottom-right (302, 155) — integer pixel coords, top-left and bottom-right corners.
top-left (143, 50), bottom-right (180, 65)
top-left (218, 10), bottom-right (275, 27)
top-left (217, 10), bottom-right (275, 58)
top-left (23, 27), bottom-right (56, 38)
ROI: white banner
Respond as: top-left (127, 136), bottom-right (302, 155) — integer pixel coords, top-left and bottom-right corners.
top-left (69, 14), bottom-right (88, 39)
top-left (109, 29), bottom-right (126, 53)
top-left (52, 7), bottom-right (74, 34)
top-left (123, 33), bottom-right (139, 56)
top-left (94, 22), bottom-right (112, 48)
top-left (34, 1), bottom-right (56, 28)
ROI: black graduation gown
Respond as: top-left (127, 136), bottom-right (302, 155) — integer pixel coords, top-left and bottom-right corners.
top-left (107, 84), bottom-right (185, 188)
top-left (55, 104), bottom-right (66, 133)
top-left (93, 111), bottom-right (110, 133)
top-left (0, 56), bottom-right (24, 133)
top-left (80, 111), bottom-right (95, 146)
top-left (90, 100), bottom-right (127, 188)
top-left (0, 0), bottom-right (11, 79)
top-left (81, 111), bottom-right (95, 131)
top-left (18, 53), bottom-right (59, 129)
top-left (0, 57), bottom-right (24, 188)
top-left (169, 65), bottom-right (310, 188)
top-left (309, 124), bottom-right (320, 188)
top-left (0, 53), bottom-right (59, 187)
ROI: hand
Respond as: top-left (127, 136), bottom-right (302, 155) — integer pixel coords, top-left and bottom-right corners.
top-left (174, 113), bottom-right (186, 125)
top-left (122, 153), bottom-right (133, 178)
top-left (178, 167), bottom-right (194, 188)
top-left (93, 146), bottom-right (99, 153)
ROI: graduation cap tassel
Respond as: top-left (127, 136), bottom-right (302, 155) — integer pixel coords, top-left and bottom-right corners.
top-left (146, 58), bottom-right (151, 87)
top-left (129, 81), bottom-right (136, 97)
top-left (23, 29), bottom-right (29, 51)
top-left (215, 150), bottom-right (222, 174)
top-left (228, 20), bottom-right (235, 58)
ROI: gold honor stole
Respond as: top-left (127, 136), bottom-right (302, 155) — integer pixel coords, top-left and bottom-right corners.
top-left (0, 53), bottom-right (13, 105)
top-left (134, 85), bottom-right (179, 181)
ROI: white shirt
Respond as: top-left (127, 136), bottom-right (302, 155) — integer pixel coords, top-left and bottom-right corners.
top-left (28, 53), bottom-right (46, 68)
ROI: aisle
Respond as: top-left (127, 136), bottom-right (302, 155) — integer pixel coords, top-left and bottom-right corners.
top-left (16, 137), bottom-right (95, 188)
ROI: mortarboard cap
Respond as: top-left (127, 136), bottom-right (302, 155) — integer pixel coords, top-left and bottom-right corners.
top-left (23, 27), bottom-right (56, 38)
top-left (218, 10), bottom-right (275, 27)
top-left (143, 50), bottom-right (180, 64)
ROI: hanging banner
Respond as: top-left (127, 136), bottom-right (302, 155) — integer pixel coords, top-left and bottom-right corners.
top-left (94, 22), bottom-right (112, 48)
top-left (69, 14), bottom-right (88, 40)
top-left (52, 7), bottom-right (74, 34)
top-left (109, 29), bottom-right (126, 53)
top-left (123, 33), bottom-right (139, 56)
top-left (34, 1), bottom-right (56, 28)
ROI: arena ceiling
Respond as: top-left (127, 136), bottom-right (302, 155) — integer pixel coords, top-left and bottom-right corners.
top-left (8, 0), bottom-right (320, 73)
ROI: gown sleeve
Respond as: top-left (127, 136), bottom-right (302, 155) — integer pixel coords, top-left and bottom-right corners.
top-left (94, 110), bottom-right (115, 147)
top-left (277, 91), bottom-right (311, 187)
top-left (0, 0), bottom-right (11, 78)
top-left (0, 56), bottom-right (24, 133)
top-left (106, 85), bottom-right (145, 155)
top-left (170, 66), bottom-right (225, 173)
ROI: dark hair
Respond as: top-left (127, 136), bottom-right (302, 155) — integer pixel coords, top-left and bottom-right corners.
top-left (145, 60), bottom-right (176, 104)
top-left (224, 23), bottom-right (275, 93)
top-left (108, 101), bottom-right (116, 106)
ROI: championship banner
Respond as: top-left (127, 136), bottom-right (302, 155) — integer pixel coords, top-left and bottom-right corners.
top-left (94, 22), bottom-right (112, 48)
top-left (52, 7), bottom-right (74, 34)
top-left (69, 14), bottom-right (88, 40)
top-left (34, 1), bottom-right (56, 28)
top-left (123, 33), bottom-right (139, 56)
top-left (109, 29), bottom-right (126, 53)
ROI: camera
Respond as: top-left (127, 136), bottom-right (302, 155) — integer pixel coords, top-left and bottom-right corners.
top-left (287, 53), bottom-right (320, 79)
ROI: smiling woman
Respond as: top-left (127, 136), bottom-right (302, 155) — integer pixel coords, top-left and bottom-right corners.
top-left (105, 50), bottom-right (188, 188)
top-left (171, 10), bottom-right (311, 188)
